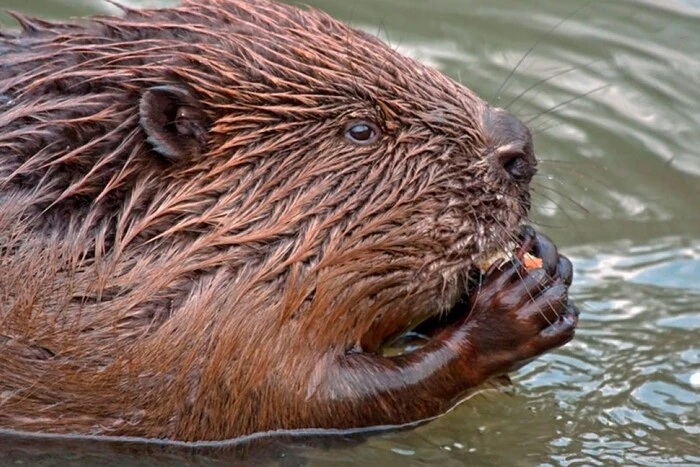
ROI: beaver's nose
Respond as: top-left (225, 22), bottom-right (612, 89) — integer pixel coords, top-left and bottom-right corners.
top-left (483, 107), bottom-right (536, 183)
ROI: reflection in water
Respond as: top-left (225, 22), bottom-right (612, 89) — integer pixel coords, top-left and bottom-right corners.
top-left (0, 0), bottom-right (699, 465)
top-left (0, 428), bottom-right (382, 466)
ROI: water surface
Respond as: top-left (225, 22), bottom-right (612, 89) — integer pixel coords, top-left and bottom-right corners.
top-left (0, 0), bottom-right (698, 465)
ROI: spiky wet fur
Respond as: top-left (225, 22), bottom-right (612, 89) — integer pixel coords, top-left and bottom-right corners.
top-left (0, 0), bottom-right (531, 440)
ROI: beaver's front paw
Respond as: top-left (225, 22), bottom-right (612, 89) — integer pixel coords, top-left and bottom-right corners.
top-left (465, 230), bottom-right (578, 378)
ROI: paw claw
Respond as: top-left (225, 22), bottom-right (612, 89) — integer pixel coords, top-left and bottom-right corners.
top-left (532, 233), bottom-right (558, 277)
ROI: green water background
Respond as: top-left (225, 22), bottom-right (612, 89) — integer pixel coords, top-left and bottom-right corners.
top-left (0, 0), bottom-right (698, 465)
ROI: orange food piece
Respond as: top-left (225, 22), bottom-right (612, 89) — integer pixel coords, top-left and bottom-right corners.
top-left (522, 252), bottom-right (543, 270)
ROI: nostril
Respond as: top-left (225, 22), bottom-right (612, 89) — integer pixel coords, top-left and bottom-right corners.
top-left (482, 107), bottom-right (537, 183)
top-left (498, 150), bottom-right (534, 183)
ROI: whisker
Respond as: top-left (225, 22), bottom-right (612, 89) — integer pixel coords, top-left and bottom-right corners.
top-left (520, 215), bottom-right (570, 230)
top-left (491, 217), bottom-right (556, 325)
top-left (505, 58), bottom-right (602, 111)
top-left (532, 181), bottom-right (591, 216)
top-left (525, 83), bottom-right (611, 125)
top-left (536, 166), bottom-right (616, 196)
top-left (492, 1), bottom-right (595, 104)
top-left (531, 116), bottom-right (571, 135)
top-left (535, 160), bottom-right (613, 190)
top-left (538, 159), bottom-right (602, 167)
top-left (530, 190), bottom-right (584, 236)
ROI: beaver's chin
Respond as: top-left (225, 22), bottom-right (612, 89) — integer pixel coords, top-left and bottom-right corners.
top-left (379, 261), bottom-right (495, 357)
top-left (380, 239), bottom-right (522, 357)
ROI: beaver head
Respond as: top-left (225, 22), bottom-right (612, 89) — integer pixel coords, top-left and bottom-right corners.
top-left (0, 0), bottom-right (537, 439)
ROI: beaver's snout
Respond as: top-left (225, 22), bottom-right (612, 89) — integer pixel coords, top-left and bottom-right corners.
top-left (484, 107), bottom-right (537, 184)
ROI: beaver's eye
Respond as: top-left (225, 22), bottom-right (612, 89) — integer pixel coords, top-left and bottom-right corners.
top-left (344, 121), bottom-right (380, 145)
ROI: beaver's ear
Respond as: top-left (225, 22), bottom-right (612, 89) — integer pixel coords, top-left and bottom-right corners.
top-left (139, 86), bottom-right (209, 162)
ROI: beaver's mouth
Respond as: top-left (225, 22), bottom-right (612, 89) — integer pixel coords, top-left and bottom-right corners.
top-left (380, 265), bottom-right (483, 357)
top-left (380, 235), bottom-right (541, 357)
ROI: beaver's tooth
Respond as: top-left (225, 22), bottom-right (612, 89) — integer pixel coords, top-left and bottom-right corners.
top-left (475, 250), bottom-right (511, 272)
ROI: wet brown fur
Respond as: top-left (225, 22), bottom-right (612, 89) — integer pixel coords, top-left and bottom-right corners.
top-left (0, 0), bottom-right (534, 440)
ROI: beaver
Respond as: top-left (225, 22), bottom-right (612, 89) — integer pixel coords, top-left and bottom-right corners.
top-left (0, 0), bottom-right (578, 442)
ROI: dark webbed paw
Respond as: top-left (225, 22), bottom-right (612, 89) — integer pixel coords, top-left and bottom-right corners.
top-left (465, 227), bottom-right (578, 378)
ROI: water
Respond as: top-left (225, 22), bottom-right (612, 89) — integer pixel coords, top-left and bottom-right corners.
top-left (0, 0), bottom-right (698, 465)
